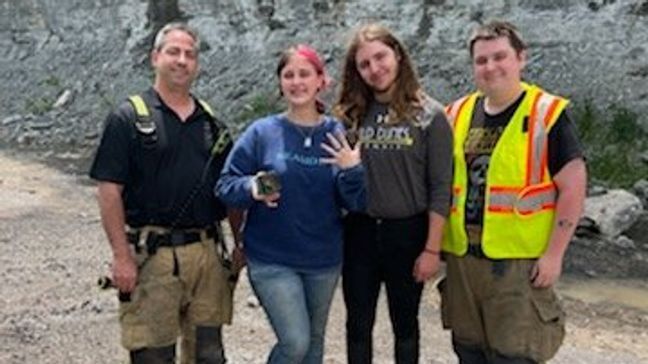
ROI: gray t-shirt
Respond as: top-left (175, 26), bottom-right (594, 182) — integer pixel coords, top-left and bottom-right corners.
top-left (358, 96), bottom-right (453, 219)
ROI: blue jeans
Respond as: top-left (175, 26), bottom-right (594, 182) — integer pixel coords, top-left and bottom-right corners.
top-left (247, 258), bottom-right (341, 364)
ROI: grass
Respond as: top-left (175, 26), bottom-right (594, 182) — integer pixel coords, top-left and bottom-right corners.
top-left (24, 75), bottom-right (64, 115)
top-left (25, 96), bottom-right (53, 115)
top-left (573, 101), bottom-right (648, 188)
top-left (42, 75), bottom-right (61, 87)
top-left (231, 93), bottom-right (284, 136)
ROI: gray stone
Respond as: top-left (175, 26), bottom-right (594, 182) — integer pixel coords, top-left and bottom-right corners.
top-left (625, 211), bottom-right (648, 246)
top-left (613, 235), bottom-right (637, 249)
top-left (633, 179), bottom-right (648, 206)
top-left (583, 189), bottom-right (644, 237)
top-left (2, 115), bottom-right (23, 126)
top-left (52, 89), bottom-right (73, 109)
top-left (640, 152), bottom-right (648, 165)
top-left (588, 185), bottom-right (608, 197)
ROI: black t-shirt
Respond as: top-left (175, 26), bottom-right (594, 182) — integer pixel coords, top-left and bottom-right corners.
top-left (89, 88), bottom-right (231, 228)
top-left (463, 92), bottom-right (584, 241)
top-left (359, 97), bottom-right (454, 218)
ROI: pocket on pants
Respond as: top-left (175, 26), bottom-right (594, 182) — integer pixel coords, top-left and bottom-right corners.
top-left (212, 252), bottom-right (235, 324)
top-left (530, 288), bottom-right (565, 361)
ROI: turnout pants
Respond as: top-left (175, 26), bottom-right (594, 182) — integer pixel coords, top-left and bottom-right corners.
top-left (119, 226), bottom-right (234, 363)
top-left (439, 252), bottom-right (565, 363)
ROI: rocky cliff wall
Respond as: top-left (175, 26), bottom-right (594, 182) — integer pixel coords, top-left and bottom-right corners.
top-left (1, 0), bottom-right (647, 149)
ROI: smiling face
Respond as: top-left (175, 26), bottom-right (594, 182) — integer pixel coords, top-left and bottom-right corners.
top-left (354, 39), bottom-right (400, 95)
top-left (472, 36), bottom-right (526, 98)
top-left (151, 29), bottom-right (199, 92)
top-left (279, 53), bottom-right (324, 110)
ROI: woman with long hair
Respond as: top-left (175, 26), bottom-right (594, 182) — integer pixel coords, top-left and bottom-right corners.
top-left (333, 24), bottom-right (453, 363)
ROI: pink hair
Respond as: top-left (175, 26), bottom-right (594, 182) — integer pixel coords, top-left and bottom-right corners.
top-left (295, 45), bottom-right (325, 76)
top-left (277, 44), bottom-right (331, 113)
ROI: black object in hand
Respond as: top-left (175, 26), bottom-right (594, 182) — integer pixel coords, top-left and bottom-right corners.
top-left (97, 276), bottom-right (131, 302)
top-left (255, 171), bottom-right (281, 195)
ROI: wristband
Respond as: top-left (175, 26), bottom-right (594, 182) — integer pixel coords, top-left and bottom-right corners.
top-left (423, 248), bottom-right (440, 255)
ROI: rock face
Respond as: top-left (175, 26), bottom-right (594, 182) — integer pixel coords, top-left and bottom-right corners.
top-left (1, 0), bottom-right (648, 150)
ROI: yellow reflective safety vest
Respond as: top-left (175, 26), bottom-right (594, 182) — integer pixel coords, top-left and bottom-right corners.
top-left (442, 83), bottom-right (569, 259)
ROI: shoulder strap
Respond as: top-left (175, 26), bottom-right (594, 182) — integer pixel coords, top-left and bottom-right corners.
top-left (127, 95), bottom-right (156, 136)
top-left (129, 95), bottom-right (150, 118)
top-left (197, 98), bottom-right (215, 118)
top-left (196, 98), bottom-right (232, 156)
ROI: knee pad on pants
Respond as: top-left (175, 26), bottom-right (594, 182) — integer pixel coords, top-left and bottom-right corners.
top-left (130, 344), bottom-right (175, 364)
top-left (195, 326), bottom-right (225, 364)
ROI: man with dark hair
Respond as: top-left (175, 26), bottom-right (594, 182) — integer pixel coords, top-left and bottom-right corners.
top-left (440, 20), bottom-right (587, 363)
top-left (90, 22), bottom-right (239, 364)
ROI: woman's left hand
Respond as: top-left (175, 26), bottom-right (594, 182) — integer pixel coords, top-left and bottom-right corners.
top-left (320, 131), bottom-right (361, 169)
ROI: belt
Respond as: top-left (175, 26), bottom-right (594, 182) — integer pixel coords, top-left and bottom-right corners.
top-left (465, 244), bottom-right (508, 277)
top-left (148, 226), bottom-right (218, 247)
top-left (127, 226), bottom-right (219, 249)
top-left (466, 244), bottom-right (487, 259)
top-left (347, 212), bottom-right (427, 226)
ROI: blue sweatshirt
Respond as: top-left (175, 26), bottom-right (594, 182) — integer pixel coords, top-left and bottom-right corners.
top-left (216, 114), bottom-right (366, 269)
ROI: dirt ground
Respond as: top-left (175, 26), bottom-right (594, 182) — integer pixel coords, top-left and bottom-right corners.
top-left (1, 149), bottom-right (647, 364)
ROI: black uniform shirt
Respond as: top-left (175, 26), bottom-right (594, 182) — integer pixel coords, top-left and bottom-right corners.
top-left (89, 88), bottom-right (231, 228)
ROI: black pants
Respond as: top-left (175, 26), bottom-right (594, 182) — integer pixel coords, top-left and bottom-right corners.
top-left (342, 212), bottom-right (427, 364)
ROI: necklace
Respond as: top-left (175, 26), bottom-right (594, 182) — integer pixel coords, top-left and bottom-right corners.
top-left (295, 125), bottom-right (317, 148)
top-left (283, 114), bottom-right (323, 149)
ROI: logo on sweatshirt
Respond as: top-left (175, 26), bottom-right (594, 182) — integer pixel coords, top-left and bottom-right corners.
top-left (359, 113), bottom-right (414, 150)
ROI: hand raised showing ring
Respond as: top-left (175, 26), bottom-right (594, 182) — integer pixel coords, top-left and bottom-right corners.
top-left (320, 130), bottom-right (362, 170)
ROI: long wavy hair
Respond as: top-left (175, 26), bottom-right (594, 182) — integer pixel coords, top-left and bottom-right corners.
top-left (332, 23), bottom-right (425, 130)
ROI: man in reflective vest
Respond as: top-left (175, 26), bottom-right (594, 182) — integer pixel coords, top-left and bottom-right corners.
top-left (439, 21), bottom-right (587, 363)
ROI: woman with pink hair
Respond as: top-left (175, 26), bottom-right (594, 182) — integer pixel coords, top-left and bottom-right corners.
top-left (216, 44), bottom-right (366, 363)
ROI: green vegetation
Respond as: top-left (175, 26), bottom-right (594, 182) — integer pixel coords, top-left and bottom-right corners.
top-left (24, 75), bottom-right (64, 115)
top-left (25, 96), bottom-right (53, 115)
top-left (231, 93), bottom-right (284, 136)
top-left (573, 101), bottom-right (648, 188)
top-left (42, 75), bottom-right (61, 87)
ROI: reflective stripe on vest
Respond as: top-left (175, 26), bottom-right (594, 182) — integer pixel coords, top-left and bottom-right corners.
top-left (450, 186), bottom-right (461, 213)
top-left (445, 95), bottom-right (471, 129)
top-left (527, 91), bottom-right (564, 186)
top-left (488, 184), bottom-right (557, 215)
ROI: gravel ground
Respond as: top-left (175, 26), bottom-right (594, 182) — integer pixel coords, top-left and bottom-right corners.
top-left (1, 149), bottom-right (647, 364)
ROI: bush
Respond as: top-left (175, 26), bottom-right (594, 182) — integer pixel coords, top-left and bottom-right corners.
top-left (25, 96), bottom-right (53, 115)
top-left (231, 93), bottom-right (284, 137)
top-left (573, 101), bottom-right (647, 188)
